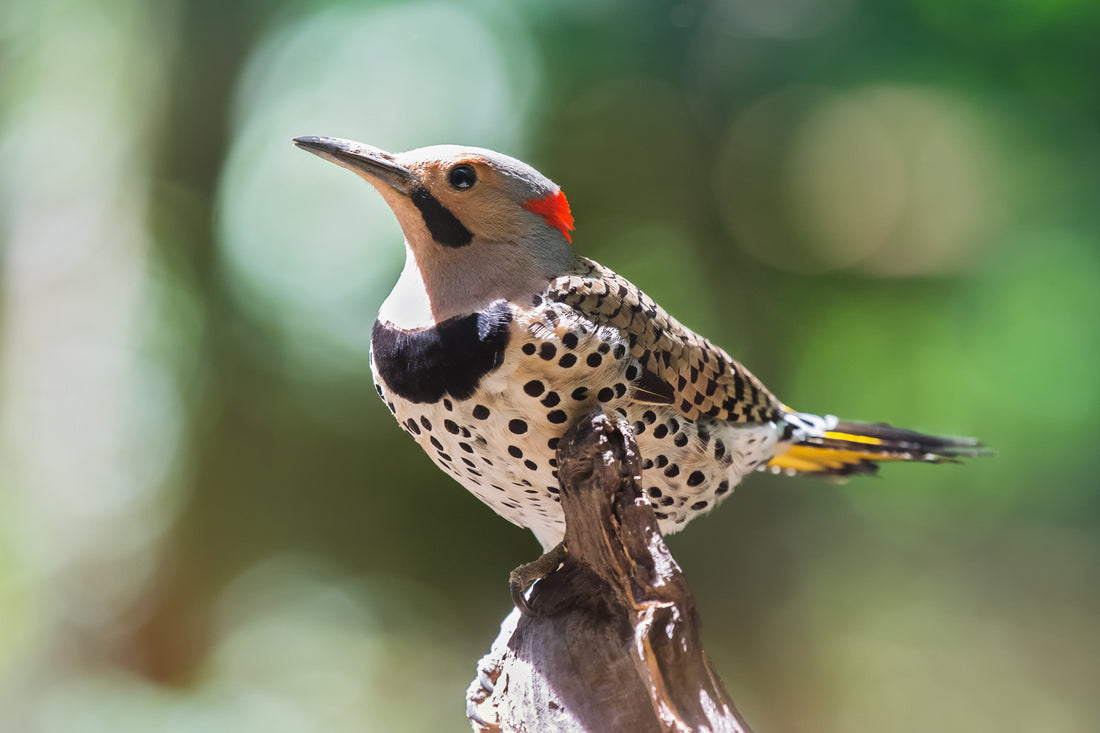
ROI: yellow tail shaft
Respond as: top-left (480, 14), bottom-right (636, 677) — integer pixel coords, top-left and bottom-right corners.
top-left (768, 421), bottom-right (986, 478)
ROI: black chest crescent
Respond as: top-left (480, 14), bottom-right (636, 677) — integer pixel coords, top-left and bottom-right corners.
top-left (371, 300), bottom-right (514, 404)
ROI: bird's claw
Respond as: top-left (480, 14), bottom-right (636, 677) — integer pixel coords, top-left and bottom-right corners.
top-left (509, 542), bottom-right (568, 616)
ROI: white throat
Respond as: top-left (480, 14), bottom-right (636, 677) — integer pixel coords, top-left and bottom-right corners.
top-left (377, 245), bottom-right (436, 330)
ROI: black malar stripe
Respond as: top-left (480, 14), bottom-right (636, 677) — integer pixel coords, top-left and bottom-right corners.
top-left (411, 186), bottom-right (473, 248)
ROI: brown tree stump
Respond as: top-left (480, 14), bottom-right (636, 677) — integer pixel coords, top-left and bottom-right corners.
top-left (466, 410), bottom-right (753, 733)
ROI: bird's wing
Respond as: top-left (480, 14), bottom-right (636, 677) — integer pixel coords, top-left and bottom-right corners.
top-left (546, 258), bottom-right (784, 424)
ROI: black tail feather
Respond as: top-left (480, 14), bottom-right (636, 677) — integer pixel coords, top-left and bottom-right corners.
top-left (766, 419), bottom-right (988, 478)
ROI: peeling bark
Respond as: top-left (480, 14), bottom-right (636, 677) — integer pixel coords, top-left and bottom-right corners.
top-left (467, 410), bottom-right (752, 733)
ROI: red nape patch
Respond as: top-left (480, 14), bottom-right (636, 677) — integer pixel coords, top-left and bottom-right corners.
top-left (523, 189), bottom-right (575, 243)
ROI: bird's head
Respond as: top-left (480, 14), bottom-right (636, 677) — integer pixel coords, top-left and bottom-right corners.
top-left (294, 136), bottom-right (576, 324)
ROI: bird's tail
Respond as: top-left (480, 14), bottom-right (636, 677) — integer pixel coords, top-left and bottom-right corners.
top-left (767, 415), bottom-right (986, 478)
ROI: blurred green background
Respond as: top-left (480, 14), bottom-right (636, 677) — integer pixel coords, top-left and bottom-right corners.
top-left (2, 0), bottom-right (1099, 730)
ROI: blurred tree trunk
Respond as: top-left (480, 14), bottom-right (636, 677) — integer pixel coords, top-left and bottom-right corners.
top-left (135, 0), bottom-right (272, 684)
top-left (467, 411), bottom-right (752, 733)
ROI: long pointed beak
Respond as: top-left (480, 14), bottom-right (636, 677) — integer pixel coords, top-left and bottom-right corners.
top-left (293, 136), bottom-right (417, 195)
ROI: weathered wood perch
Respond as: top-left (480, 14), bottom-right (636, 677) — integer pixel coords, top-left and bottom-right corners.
top-left (466, 410), bottom-right (753, 733)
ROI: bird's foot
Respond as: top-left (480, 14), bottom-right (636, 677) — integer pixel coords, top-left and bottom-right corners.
top-left (509, 542), bottom-right (568, 616)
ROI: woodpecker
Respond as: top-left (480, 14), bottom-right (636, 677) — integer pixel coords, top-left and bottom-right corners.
top-left (294, 136), bottom-right (983, 551)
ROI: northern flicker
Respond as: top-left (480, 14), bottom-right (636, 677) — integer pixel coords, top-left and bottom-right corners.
top-left (293, 136), bottom-right (983, 552)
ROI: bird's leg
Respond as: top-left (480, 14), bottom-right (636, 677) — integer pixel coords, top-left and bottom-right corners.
top-left (509, 542), bottom-right (568, 616)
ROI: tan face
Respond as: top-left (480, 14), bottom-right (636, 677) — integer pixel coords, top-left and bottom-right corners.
top-left (394, 154), bottom-right (520, 243)
top-left (295, 137), bottom-right (577, 321)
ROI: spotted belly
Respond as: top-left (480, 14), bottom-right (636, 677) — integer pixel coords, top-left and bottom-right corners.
top-left (370, 299), bottom-right (783, 549)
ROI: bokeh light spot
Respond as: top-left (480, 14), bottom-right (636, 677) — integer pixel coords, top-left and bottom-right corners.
top-left (787, 94), bottom-right (907, 270)
top-left (716, 85), bottom-right (999, 276)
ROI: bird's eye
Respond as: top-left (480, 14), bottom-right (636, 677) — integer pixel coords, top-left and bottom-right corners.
top-left (448, 164), bottom-right (477, 190)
